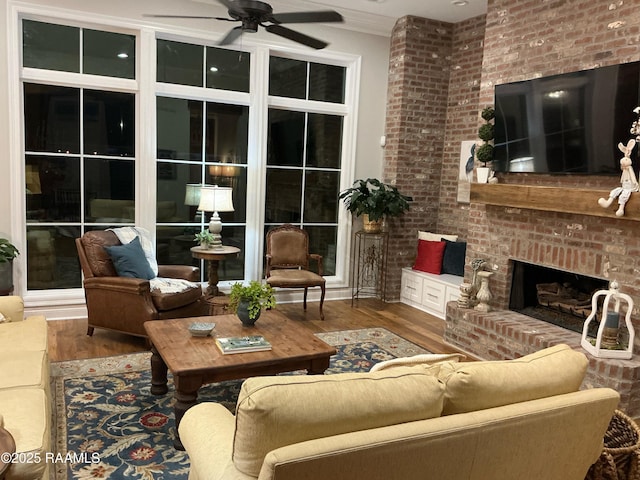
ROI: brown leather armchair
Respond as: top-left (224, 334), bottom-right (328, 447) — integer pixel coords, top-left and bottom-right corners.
top-left (265, 224), bottom-right (325, 320)
top-left (76, 230), bottom-right (208, 338)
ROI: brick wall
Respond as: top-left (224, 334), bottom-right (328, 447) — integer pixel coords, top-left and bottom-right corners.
top-left (383, 15), bottom-right (485, 300)
top-left (467, 0), bottom-right (640, 340)
top-left (386, 2), bottom-right (640, 321)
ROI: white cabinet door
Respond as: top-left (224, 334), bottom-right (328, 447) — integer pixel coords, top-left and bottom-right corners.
top-left (401, 270), bottom-right (423, 304)
top-left (446, 285), bottom-right (461, 304)
top-left (421, 280), bottom-right (446, 316)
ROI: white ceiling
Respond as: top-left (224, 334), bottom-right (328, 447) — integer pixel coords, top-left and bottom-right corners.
top-left (191, 0), bottom-right (488, 36)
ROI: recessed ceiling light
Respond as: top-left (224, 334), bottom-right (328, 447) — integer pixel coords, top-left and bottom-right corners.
top-left (117, 52), bottom-right (129, 59)
top-left (209, 66), bottom-right (219, 73)
top-left (366, 0), bottom-right (386, 3)
top-left (451, 0), bottom-right (468, 5)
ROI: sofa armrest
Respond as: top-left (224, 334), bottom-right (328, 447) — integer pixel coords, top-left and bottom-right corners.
top-left (83, 276), bottom-right (151, 295)
top-left (179, 403), bottom-right (253, 480)
top-left (0, 295), bottom-right (25, 322)
top-left (158, 265), bottom-right (200, 282)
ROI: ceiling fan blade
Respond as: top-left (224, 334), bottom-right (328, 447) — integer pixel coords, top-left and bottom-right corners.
top-left (218, 26), bottom-right (244, 46)
top-left (270, 11), bottom-right (343, 24)
top-left (265, 24), bottom-right (328, 50)
top-left (143, 14), bottom-right (230, 20)
top-left (215, 0), bottom-right (248, 16)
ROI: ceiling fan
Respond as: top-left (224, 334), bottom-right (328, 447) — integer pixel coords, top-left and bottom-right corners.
top-left (146, 0), bottom-right (343, 50)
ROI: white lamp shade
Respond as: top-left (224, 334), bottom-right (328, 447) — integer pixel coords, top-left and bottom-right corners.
top-left (198, 185), bottom-right (234, 213)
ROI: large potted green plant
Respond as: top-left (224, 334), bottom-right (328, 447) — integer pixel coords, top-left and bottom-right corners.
top-left (338, 178), bottom-right (411, 233)
top-left (0, 238), bottom-right (19, 294)
top-left (228, 281), bottom-right (277, 326)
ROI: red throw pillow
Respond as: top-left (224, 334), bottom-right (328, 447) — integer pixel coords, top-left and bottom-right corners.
top-left (413, 240), bottom-right (446, 274)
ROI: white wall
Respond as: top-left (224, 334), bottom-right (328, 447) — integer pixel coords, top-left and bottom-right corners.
top-left (0, 0), bottom-right (390, 317)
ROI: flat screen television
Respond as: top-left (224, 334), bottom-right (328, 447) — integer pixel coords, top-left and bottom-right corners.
top-left (493, 60), bottom-right (640, 174)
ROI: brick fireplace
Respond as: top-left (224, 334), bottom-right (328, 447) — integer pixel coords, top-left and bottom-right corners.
top-left (447, 187), bottom-right (640, 417)
top-left (381, 2), bottom-right (640, 417)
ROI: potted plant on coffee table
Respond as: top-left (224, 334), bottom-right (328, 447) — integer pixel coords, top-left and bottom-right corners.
top-left (228, 281), bottom-right (276, 326)
top-left (338, 178), bottom-right (411, 233)
top-left (0, 238), bottom-right (19, 295)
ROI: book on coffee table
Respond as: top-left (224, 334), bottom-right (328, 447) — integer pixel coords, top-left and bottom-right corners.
top-left (215, 335), bottom-right (272, 354)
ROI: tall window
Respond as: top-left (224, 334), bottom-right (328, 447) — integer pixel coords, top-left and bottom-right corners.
top-left (155, 40), bottom-right (250, 282)
top-left (17, 16), bottom-right (356, 297)
top-left (22, 20), bottom-right (136, 290)
top-left (266, 56), bottom-right (346, 275)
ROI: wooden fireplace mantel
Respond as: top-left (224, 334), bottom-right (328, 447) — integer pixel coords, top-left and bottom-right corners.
top-left (470, 183), bottom-right (640, 221)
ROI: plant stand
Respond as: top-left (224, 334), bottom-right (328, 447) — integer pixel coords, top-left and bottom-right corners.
top-left (351, 231), bottom-right (388, 304)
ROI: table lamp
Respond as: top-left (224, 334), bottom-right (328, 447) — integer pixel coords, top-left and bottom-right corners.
top-left (198, 185), bottom-right (234, 249)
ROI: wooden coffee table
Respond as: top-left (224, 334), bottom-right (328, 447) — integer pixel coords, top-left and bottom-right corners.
top-left (144, 309), bottom-right (336, 450)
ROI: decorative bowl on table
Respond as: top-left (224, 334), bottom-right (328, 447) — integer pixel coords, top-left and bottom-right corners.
top-left (188, 322), bottom-right (215, 337)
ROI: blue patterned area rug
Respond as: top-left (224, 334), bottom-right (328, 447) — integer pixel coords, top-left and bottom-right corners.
top-left (51, 327), bottom-right (429, 480)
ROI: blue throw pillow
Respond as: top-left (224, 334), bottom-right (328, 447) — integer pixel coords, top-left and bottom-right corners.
top-left (441, 239), bottom-right (466, 277)
top-left (104, 236), bottom-right (155, 280)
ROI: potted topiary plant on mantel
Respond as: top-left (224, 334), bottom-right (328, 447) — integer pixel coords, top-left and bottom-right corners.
top-left (0, 238), bottom-right (19, 295)
top-left (476, 106), bottom-right (495, 183)
top-left (339, 178), bottom-right (412, 233)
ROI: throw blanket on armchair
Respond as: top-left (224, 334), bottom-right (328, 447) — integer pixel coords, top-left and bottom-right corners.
top-left (109, 227), bottom-right (197, 294)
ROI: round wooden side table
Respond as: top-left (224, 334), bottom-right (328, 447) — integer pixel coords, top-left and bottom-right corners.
top-left (0, 425), bottom-right (16, 480)
top-left (190, 245), bottom-right (241, 297)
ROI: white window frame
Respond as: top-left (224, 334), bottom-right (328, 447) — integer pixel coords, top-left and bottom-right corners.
top-left (7, 3), bottom-right (360, 312)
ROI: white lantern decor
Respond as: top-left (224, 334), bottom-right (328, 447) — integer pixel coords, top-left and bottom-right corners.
top-left (581, 281), bottom-right (635, 359)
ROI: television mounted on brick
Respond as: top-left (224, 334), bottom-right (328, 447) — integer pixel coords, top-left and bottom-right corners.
top-left (493, 60), bottom-right (640, 175)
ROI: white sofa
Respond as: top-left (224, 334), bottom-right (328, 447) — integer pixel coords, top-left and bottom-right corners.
top-left (179, 344), bottom-right (619, 480)
top-left (0, 296), bottom-right (51, 480)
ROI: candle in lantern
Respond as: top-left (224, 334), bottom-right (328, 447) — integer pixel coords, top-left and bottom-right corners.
top-left (604, 311), bottom-right (620, 329)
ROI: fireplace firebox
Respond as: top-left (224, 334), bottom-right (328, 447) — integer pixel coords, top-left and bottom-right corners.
top-left (509, 261), bottom-right (609, 334)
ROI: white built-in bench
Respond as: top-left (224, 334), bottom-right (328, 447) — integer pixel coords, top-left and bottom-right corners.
top-left (400, 267), bottom-right (463, 319)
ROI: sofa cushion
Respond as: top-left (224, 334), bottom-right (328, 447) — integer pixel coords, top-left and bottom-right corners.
top-left (0, 350), bottom-right (49, 391)
top-left (413, 240), bottom-right (446, 274)
top-left (104, 236), bottom-right (155, 280)
top-left (441, 239), bottom-right (466, 276)
top-left (232, 366), bottom-right (445, 477)
top-left (0, 296), bottom-right (24, 322)
top-left (0, 388), bottom-right (50, 480)
top-left (369, 353), bottom-right (466, 372)
top-left (438, 343), bottom-right (588, 415)
top-left (0, 316), bottom-right (48, 353)
top-left (418, 231), bottom-right (458, 242)
top-left (150, 281), bottom-right (203, 311)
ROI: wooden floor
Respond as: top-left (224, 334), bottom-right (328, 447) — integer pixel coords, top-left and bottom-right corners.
top-left (47, 299), bottom-right (464, 363)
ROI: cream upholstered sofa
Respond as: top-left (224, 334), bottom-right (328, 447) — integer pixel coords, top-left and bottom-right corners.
top-left (0, 296), bottom-right (51, 480)
top-left (179, 344), bottom-right (620, 480)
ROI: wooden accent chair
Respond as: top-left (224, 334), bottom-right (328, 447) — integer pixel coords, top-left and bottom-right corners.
top-left (265, 224), bottom-right (326, 320)
top-left (76, 230), bottom-right (208, 338)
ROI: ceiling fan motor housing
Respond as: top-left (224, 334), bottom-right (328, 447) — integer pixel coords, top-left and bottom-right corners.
top-left (228, 0), bottom-right (273, 32)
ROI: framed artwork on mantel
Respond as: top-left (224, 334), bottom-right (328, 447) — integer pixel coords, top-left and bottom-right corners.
top-left (457, 140), bottom-right (476, 203)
